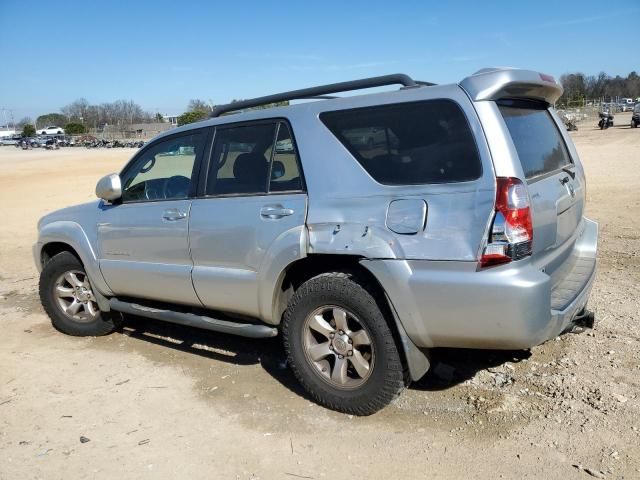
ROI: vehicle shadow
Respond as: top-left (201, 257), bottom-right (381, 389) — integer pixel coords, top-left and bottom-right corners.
top-left (411, 348), bottom-right (531, 391)
top-left (117, 315), bottom-right (531, 397)
top-left (118, 314), bottom-right (308, 397)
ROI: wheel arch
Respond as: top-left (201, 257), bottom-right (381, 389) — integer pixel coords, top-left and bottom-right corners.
top-left (40, 241), bottom-right (81, 267)
top-left (273, 254), bottom-right (430, 381)
top-left (37, 221), bottom-right (113, 298)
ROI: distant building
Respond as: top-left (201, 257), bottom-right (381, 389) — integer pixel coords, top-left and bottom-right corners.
top-left (0, 128), bottom-right (17, 138)
top-left (163, 115), bottom-right (179, 126)
top-left (127, 122), bottom-right (175, 138)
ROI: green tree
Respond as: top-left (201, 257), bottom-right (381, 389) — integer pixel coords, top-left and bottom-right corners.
top-left (36, 113), bottom-right (67, 129)
top-left (177, 110), bottom-right (209, 126)
top-left (155, 112), bottom-right (164, 122)
top-left (64, 122), bottom-right (86, 134)
top-left (22, 124), bottom-right (36, 137)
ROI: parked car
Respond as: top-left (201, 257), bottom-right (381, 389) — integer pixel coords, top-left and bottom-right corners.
top-left (34, 136), bottom-right (50, 147)
top-left (1, 135), bottom-right (22, 146)
top-left (34, 69), bottom-right (598, 415)
top-left (631, 104), bottom-right (640, 128)
top-left (39, 126), bottom-right (64, 135)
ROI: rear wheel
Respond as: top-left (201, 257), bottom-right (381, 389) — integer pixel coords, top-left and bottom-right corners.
top-left (283, 272), bottom-right (405, 415)
top-left (39, 251), bottom-right (121, 336)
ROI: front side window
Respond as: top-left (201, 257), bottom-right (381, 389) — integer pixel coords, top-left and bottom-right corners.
top-left (320, 100), bottom-right (482, 185)
top-left (121, 132), bottom-right (204, 202)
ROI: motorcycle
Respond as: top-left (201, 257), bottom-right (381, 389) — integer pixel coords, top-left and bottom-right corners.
top-left (598, 111), bottom-right (614, 130)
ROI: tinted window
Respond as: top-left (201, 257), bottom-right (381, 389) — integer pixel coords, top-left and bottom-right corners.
top-left (121, 132), bottom-right (203, 202)
top-left (207, 123), bottom-right (276, 195)
top-left (320, 100), bottom-right (481, 185)
top-left (270, 122), bottom-right (303, 192)
top-left (499, 104), bottom-right (572, 179)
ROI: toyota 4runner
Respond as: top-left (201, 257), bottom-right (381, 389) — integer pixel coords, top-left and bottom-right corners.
top-left (35, 68), bottom-right (598, 415)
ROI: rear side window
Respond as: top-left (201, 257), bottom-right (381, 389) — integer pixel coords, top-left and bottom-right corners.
top-left (320, 100), bottom-right (481, 185)
top-left (207, 123), bottom-right (276, 195)
top-left (498, 104), bottom-right (572, 179)
top-left (205, 121), bottom-right (304, 196)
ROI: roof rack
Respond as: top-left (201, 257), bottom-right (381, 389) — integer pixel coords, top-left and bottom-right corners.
top-left (210, 73), bottom-right (432, 117)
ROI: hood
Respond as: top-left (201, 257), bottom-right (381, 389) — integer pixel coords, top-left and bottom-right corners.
top-left (38, 200), bottom-right (102, 231)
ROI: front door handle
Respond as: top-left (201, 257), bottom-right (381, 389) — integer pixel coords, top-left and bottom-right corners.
top-left (260, 205), bottom-right (294, 219)
top-left (162, 208), bottom-right (187, 221)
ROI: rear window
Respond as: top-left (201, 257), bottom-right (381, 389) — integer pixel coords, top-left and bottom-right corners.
top-left (498, 103), bottom-right (572, 179)
top-left (320, 100), bottom-right (482, 185)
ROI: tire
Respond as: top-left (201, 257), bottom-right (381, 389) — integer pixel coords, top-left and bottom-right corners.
top-left (39, 251), bottom-right (121, 336)
top-left (282, 271), bottom-right (405, 415)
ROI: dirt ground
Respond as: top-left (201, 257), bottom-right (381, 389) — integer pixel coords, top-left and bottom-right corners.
top-left (1, 114), bottom-right (639, 480)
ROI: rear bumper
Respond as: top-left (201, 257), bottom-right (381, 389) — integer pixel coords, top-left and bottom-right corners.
top-left (361, 217), bottom-right (598, 350)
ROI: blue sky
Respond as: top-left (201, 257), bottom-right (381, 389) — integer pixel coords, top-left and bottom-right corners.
top-left (0, 0), bottom-right (638, 121)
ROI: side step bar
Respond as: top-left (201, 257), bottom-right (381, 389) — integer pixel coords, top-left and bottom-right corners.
top-left (109, 298), bottom-right (278, 339)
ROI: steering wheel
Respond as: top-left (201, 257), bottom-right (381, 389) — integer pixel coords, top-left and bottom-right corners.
top-left (164, 175), bottom-right (190, 199)
top-left (144, 181), bottom-right (162, 200)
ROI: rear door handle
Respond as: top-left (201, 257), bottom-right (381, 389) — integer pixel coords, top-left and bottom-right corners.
top-left (162, 208), bottom-right (187, 221)
top-left (260, 205), bottom-right (294, 219)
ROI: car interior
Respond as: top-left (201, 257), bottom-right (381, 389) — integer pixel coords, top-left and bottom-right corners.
top-left (207, 124), bottom-right (302, 195)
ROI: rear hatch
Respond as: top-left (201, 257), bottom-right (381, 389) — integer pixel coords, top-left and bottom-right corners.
top-left (497, 100), bottom-right (584, 258)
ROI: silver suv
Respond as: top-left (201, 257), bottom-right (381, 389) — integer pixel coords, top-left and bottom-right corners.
top-left (35, 68), bottom-right (598, 415)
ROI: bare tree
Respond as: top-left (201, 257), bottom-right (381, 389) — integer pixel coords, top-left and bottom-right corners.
top-left (61, 98), bottom-right (152, 130)
top-left (61, 98), bottom-right (90, 122)
top-left (187, 99), bottom-right (213, 113)
top-left (15, 117), bottom-right (32, 129)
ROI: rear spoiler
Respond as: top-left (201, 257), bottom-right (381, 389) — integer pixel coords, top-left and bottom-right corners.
top-left (459, 67), bottom-right (563, 105)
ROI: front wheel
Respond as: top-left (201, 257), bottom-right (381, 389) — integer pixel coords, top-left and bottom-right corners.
top-left (283, 272), bottom-right (405, 415)
top-left (39, 251), bottom-right (121, 336)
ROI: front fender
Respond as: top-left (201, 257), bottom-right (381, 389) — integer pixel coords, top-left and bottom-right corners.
top-left (36, 221), bottom-right (113, 296)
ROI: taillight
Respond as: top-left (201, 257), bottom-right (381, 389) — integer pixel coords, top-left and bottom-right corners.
top-left (480, 177), bottom-right (533, 268)
top-left (539, 72), bottom-right (556, 83)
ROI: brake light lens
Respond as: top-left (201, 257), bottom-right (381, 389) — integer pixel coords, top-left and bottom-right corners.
top-left (539, 72), bottom-right (556, 83)
top-left (480, 177), bottom-right (533, 268)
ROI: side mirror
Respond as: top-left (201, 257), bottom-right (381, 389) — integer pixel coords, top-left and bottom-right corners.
top-left (96, 173), bottom-right (122, 202)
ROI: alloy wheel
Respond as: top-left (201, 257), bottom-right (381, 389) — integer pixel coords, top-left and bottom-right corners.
top-left (53, 270), bottom-right (99, 322)
top-left (302, 305), bottom-right (375, 389)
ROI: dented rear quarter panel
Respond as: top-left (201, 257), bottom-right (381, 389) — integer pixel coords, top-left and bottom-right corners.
top-left (288, 84), bottom-right (496, 261)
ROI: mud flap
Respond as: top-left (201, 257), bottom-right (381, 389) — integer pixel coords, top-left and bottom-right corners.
top-left (384, 293), bottom-right (431, 381)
